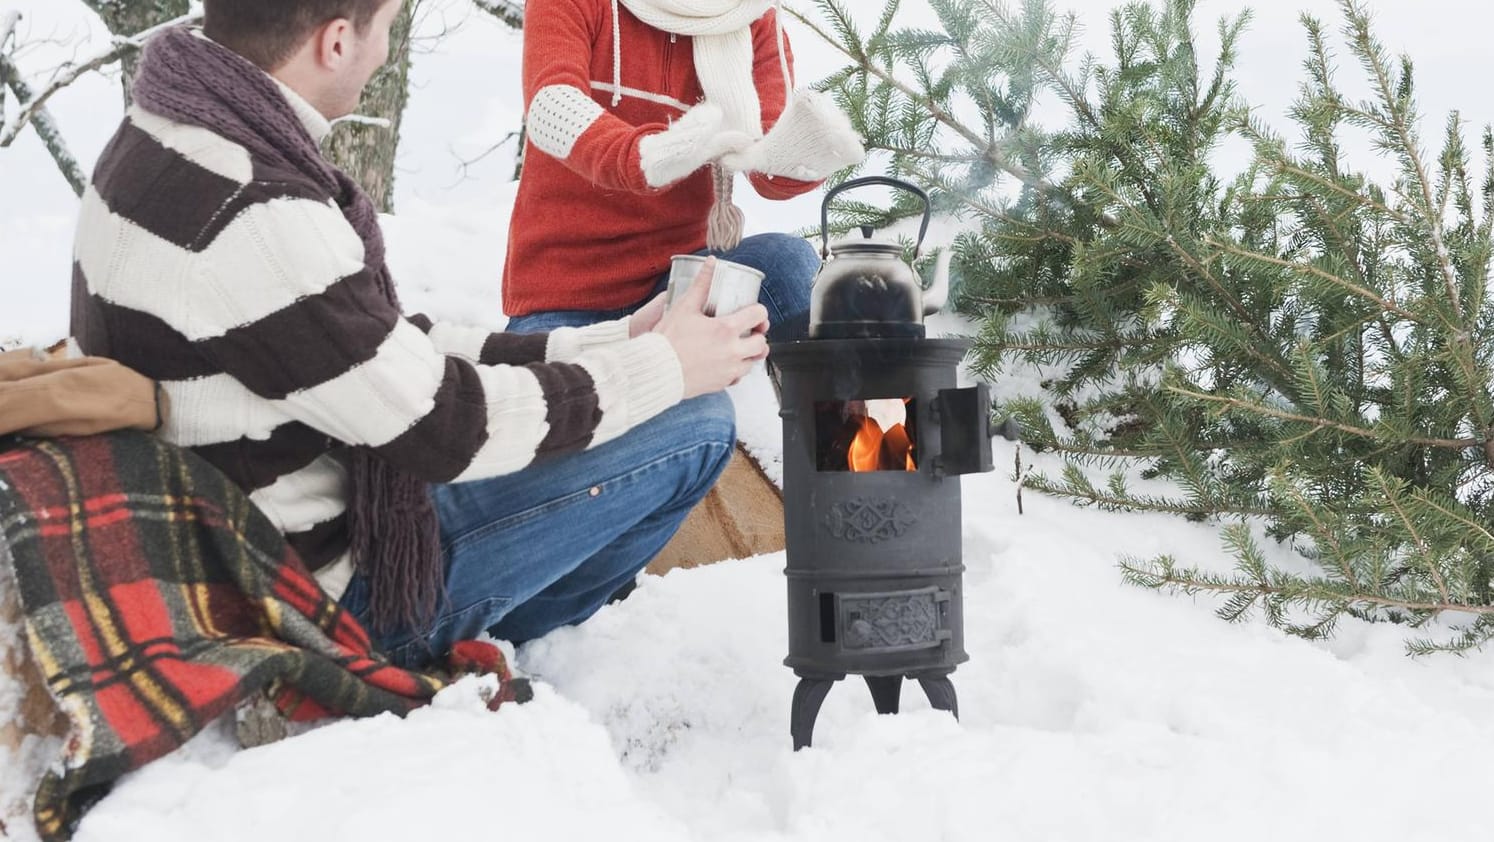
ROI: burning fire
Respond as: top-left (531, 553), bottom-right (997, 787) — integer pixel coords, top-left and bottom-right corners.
top-left (848, 399), bottom-right (917, 472)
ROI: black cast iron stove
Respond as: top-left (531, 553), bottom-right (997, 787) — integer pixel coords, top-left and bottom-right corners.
top-left (772, 177), bottom-right (1016, 750)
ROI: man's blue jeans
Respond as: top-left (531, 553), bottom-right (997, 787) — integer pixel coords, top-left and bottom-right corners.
top-left (339, 391), bottom-right (735, 669)
top-left (343, 234), bottom-right (810, 667)
top-left (505, 232), bottom-right (821, 342)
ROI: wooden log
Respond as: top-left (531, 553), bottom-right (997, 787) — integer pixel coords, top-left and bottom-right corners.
top-left (647, 443), bottom-right (785, 576)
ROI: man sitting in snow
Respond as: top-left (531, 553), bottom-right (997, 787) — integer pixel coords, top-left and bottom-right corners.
top-left (502, 0), bottom-right (865, 345)
top-left (70, 0), bottom-right (769, 668)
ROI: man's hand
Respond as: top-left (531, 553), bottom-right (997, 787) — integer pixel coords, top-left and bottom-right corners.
top-left (638, 102), bottom-right (755, 188)
top-left (0, 353), bottom-right (164, 437)
top-left (629, 290), bottom-right (668, 338)
top-left (653, 258), bottom-right (770, 399)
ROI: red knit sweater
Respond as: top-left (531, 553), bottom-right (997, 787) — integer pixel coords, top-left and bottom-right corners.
top-left (502, 0), bottom-right (820, 316)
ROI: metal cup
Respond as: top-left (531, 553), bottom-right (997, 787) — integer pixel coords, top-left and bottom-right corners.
top-left (666, 255), bottom-right (765, 317)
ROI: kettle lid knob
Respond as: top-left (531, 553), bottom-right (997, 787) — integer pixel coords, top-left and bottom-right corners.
top-left (860, 225), bottom-right (875, 239)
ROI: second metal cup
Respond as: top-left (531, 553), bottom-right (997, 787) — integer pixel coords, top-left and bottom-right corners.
top-left (666, 255), bottom-right (765, 316)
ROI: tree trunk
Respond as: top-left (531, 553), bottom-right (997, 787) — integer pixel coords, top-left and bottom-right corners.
top-left (324, 3), bottom-right (415, 212)
top-left (82, 0), bottom-right (190, 105)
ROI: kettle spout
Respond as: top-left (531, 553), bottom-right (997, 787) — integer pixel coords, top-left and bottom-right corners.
top-left (921, 248), bottom-right (952, 316)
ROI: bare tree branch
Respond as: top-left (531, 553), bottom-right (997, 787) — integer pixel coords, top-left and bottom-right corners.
top-left (0, 10), bottom-right (17, 115)
top-left (0, 10), bottom-right (200, 148)
top-left (472, 0), bottom-right (525, 29)
top-left (446, 128), bottom-right (523, 187)
top-left (0, 11), bottom-right (19, 52)
top-left (0, 12), bottom-right (85, 196)
top-left (80, 0), bottom-right (191, 103)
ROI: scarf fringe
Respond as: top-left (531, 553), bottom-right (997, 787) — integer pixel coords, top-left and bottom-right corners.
top-left (347, 449), bottom-right (445, 633)
top-left (706, 164), bottom-right (744, 251)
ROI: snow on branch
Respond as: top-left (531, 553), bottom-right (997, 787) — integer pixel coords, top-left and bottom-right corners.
top-left (0, 11), bottom-right (19, 52)
top-left (333, 114), bottom-right (394, 130)
top-left (0, 10), bottom-right (201, 149)
top-left (472, 0), bottom-right (524, 29)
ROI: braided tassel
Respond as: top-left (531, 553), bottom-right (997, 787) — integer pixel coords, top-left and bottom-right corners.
top-left (706, 164), bottom-right (745, 251)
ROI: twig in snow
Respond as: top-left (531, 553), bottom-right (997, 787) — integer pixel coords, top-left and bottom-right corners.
top-left (1015, 444), bottom-right (1025, 515)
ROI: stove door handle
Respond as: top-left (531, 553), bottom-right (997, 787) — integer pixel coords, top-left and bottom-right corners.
top-left (990, 416), bottom-right (1022, 442)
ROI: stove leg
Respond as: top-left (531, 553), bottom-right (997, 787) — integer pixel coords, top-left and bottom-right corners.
top-left (917, 675), bottom-right (959, 720)
top-left (864, 674), bottom-right (902, 714)
top-left (791, 677), bottom-right (836, 750)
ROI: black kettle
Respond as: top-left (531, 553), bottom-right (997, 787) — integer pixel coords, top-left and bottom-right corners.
top-left (808, 176), bottom-right (949, 339)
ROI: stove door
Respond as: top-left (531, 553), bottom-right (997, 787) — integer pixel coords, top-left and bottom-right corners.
top-left (934, 383), bottom-right (995, 477)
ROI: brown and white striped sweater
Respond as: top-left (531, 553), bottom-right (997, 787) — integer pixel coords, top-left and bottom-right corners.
top-left (70, 86), bottom-right (684, 600)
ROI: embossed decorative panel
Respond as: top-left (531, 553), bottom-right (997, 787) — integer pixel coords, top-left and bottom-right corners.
top-left (821, 497), bottom-right (917, 543)
top-left (839, 589), bottom-right (943, 651)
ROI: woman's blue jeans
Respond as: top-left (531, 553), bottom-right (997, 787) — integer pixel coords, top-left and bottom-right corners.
top-left (505, 232), bottom-right (821, 342)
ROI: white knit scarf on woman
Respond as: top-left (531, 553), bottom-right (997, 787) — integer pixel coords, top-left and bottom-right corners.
top-left (613, 0), bottom-right (792, 248)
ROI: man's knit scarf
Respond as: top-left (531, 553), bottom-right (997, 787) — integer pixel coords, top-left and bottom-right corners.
top-left (613, 0), bottom-right (791, 249)
top-left (132, 27), bottom-right (443, 635)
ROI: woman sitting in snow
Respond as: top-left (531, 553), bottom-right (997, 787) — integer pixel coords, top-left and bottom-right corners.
top-left (501, 0), bottom-right (865, 344)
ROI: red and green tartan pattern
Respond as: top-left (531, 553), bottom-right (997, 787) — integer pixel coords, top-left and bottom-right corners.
top-left (0, 432), bottom-right (451, 840)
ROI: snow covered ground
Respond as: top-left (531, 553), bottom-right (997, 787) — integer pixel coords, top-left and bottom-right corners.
top-left (7, 1), bottom-right (1494, 840)
top-left (54, 357), bottom-right (1494, 841)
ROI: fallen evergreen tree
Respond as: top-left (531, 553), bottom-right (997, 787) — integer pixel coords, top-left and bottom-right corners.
top-left (798, 0), bottom-right (1494, 652)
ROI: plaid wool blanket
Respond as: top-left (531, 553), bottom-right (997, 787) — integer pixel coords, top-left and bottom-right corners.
top-left (0, 431), bottom-right (458, 840)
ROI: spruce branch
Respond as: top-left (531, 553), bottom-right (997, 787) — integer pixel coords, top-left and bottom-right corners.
top-left (1368, 468), bottom-right (1452, 603)
top-left (1122, 551), bottom-right (1494, 630)
top-left (1024, 468), bottom-right (1269, 518)
top-left (1411, 490), bottom-right (1494, 556)
top-left (788, 1), bottom-right (1117, 228)
top-left (1339, 1), bottom-right (1462, 321)
top-left (1158, 235), bottom-right (1296, 384)
top-left (1336, 1), bottom-right (1494, 452)
top-left (1170, 387), bottom-right (1478, 451)
top-left (1206, 238), bottom-right (1420, 323)
top-left (977, 0), bottom-right (1169, 213)
top-left (1273, 473), bottom-right (1360, 588)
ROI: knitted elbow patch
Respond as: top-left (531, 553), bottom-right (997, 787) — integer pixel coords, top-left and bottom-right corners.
top-left (527, 85), bottom-right (605, 159)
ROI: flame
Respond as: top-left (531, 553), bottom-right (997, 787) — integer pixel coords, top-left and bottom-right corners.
top-left (848, 416), bottom-right (884, 472)
top-left (849, 418), bottom-right (917, 472)
top-left (883, 423), bottom-right (913, 470)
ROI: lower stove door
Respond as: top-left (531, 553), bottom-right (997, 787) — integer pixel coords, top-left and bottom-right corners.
top-left (785, 573), bottom-right (968, 676)
top-left (832, 586), bottom-right (952, 654)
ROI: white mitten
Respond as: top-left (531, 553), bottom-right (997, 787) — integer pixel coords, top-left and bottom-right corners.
top-left (722, 90), bottom-right (866, 180)
top-left (638, 102), bottom-right (755, 188)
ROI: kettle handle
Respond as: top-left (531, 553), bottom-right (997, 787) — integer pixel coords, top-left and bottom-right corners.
top-left (820, 176), bottom-right (932, 259)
